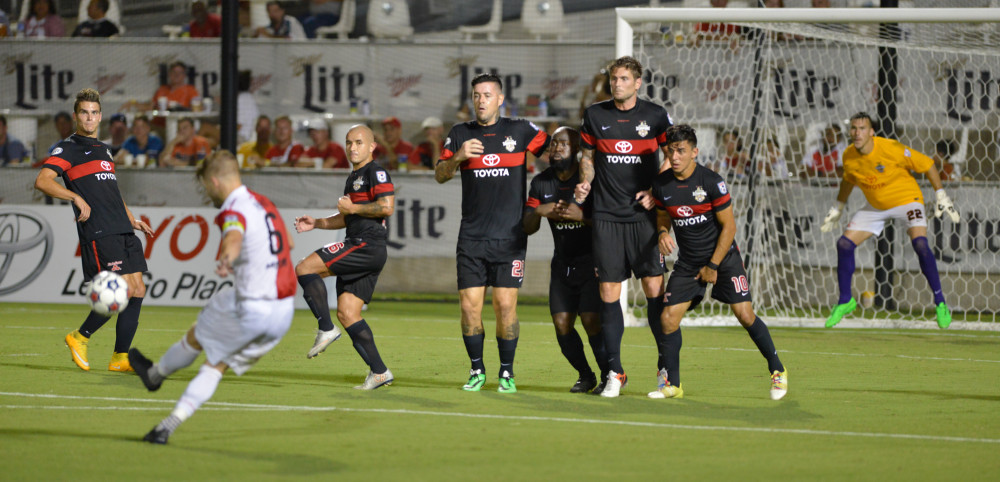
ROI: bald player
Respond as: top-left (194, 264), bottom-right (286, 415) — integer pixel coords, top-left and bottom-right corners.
top-left (129, 150), bottom-right (297, 444)
top-left (294, 125), bottom-right (397, 390)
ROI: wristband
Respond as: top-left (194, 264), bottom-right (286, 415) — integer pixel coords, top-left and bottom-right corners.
top-left (658, 229), bottom-right (669, 236)
top-left (705, 261), bottom-right (719, 270)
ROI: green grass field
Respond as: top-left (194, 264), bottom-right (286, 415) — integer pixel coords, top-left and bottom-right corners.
top-left (2, 301), bottom-right (998, 481)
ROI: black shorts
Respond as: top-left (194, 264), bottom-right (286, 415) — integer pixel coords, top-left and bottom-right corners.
top-left (549, 255), bottom-right (601, 315)
top-left (315, 238), bottom-right (386, 304)
top-left (663, 249), bottom-right (751, 309)
top-left (456, 237), bottom-right (526, 290)
top-left (80, 233), bottom-right (148, 281)
top-left (592, 218), bottom-right (665, 283)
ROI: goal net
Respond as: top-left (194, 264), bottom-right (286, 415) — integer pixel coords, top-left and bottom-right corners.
top-left (617, 6), bottom-right (1000, 327)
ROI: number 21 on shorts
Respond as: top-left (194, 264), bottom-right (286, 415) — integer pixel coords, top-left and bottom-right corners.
top-left (511, 260), bottom-right (524, 278)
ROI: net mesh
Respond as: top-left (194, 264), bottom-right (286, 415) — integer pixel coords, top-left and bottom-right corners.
top-left (630, 13), bottom-right (1000, 323)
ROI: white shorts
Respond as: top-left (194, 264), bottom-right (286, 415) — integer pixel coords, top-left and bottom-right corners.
top-left (194, 287), bottom-right (294, 376)
top-left (846, 201), bottom-right (927, 236)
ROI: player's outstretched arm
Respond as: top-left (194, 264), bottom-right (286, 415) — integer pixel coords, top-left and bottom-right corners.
top-left (296, 213), bottom-right (346, 232)
top-left (34, 168), bottom-right (91, 222)
top-left (216, 230), bottom-right (243, 277)
top-left (122, 201), bottom-right (154, 236)
top-left (820, 181), bottom-right (855, 233)
top-left (574, 148), bottom-right (595, 203)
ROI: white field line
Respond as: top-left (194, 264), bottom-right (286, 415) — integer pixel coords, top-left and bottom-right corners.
top-left (1, 391), bottom-right (997, 445)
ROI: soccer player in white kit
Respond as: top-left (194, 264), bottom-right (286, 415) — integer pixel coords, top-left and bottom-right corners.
top-left (128, 150), bottom-right (297, 444)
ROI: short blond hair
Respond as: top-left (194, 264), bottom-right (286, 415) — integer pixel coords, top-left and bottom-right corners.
top-left (197, 150), bottom-right (240, 181)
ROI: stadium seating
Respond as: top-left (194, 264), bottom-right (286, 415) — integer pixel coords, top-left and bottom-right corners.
top-left (459, 0), bottom-right (503, 42)
top-left (366, 0), bottom-right (413, 40)
top-left (521, 0), bottom-right (568, 41)
top-left (315, 0), bottom-right (356, 40)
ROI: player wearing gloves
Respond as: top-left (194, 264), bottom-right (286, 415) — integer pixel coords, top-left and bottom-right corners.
top-left (820, 112), bottom-right (960, 329)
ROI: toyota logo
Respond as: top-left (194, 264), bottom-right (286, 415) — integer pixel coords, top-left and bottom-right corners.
top-left (615, 141), bottom-right (632, 153)
top-left (677, 206), bottom-right (694, 217)
top-left (101, 161), bottom-right (112, 171)
top-left (0, 209), bottom-right (54, 295)
top-left (482, 154), bottom-right (501, 167)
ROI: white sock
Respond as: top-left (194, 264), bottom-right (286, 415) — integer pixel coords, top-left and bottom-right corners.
top-left (170, 364), bottom-right (223, 422)
top-left (156, 336), bottom-right (201, 378)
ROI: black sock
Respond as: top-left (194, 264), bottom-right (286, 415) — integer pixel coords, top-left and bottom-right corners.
top-left (113, 297), bottom-right (143, 353)
top-left (345, 320), bottom-right (386, 374)
top-left (647, 296), bottom-right (665, 370)
top-left (587, 333), bottom-right (609, 379)
top-left (556, 331), bottom-right (593, 377)
top-left (463, 333), bottom-right (486, 372)
top-left (745, 317), bottom-right (784, 374)
top-left (298, 274), bottom-right (334, 332)
top-left (601, 301), bottom-right (625, 373)
top-left (79, 310), bottom-right (111, 338)
top-left (497, 337), bottom-right (518, 378)
top-left (658, 328), bottom-right (682, 386)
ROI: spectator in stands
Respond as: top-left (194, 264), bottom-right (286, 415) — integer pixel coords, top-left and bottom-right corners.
top-left (715, 129), bottom-right (748, 178)
top-left (1, 8), bottom-right (10, 37)
top-left (301, 0), bottom-right (342, 39)
top-left (0, 115), bottom-right (30, 166)
top-left (801, 124), bottom-right (846, 178)
top-left (237, 115), bottom-right (272, 168)
top-left (49, 111), bottom-right (75, 154)
top-left (410, 116), bottom-right (444, 171)
top-left (151, 61), bottom-right (200, 111)
top-left (237, 70), bottom-right (260, 144)
top-left (579, 69), bottom-right (612, 121)
top-left (255, 1), bottom-right (306, 40)
top-left (77, 0), bottom-right (120, 32)
top-left (115, 115), bottom-right (163, 167)
top-left (694, 0), bottom-right (740, 47)
top-left (373, 116), bottom-right (413, 171)
top-left (102, 113), bottom-right (128, 156)
top-left (20, 0), bottom-right (65, 38)
top-left (189, 0), bottom-right (222, 38)
top-left (933, 139), bottom-right (961, 182)
top-left (265, 116), bottom-right (305, 167)
top-left (304, 121), bottom-right (348, 169)
top-left (72, 0), bottom-right (119, 37)
top-left (759, 136), bottom-right (790, 179)
top-left (160, 117), bottom-right (211, 167)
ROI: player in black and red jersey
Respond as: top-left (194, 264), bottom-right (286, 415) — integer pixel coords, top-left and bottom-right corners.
top-left (294, 125), bottom-right (397, 390)
top-left (34, 88), bottom-right (154, 373)
top-left (573, 56), bottom-right (673, 398)
top-left (524, 127), bottom-right (608, 394)
top-left (435, 73), bottom-right (549, 393)
top-left (649, 124), bottom-right (787, 401)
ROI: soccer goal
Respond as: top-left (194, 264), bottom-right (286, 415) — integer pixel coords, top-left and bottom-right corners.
top-left (616, 5), bottom-right (1000, 328)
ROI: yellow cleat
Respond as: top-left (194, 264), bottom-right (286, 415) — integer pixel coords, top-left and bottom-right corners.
top-left (770, 370), bottom-right (788, 400)
top-left (108, 352), bottom-right (134, 372)
top-left (647, 368), bottom-right (684, 399)
top-left (65, 330), bottom-right (90, 371)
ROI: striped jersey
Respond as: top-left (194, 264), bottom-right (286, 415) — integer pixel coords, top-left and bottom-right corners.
top-left (841, 137), bottom-right (933, 210)
top-left (343, 160), bottom-right (394, 242)
top-left (525, 167), bottom-right (593, 262)
top-left (580, 99), bottom-right (672, 222)
top-left (215, 185), bottom-right (296, 300)
top-left (42, 134), bottom-right (132, 242)
top-left (441, 118), bottom-right (549, 241)
top-left (651, 164), bottom-right (735, 265)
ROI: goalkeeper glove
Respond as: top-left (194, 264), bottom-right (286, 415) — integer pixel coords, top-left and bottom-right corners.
top-left (934, 189), bottom-right (960, 223)
top-left (820, 202), bottom-right (845, 233)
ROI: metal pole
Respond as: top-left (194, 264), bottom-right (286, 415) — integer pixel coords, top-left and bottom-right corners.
top-left (219, 0), bottom-right (239, 154)
top-left (874, 0), bottom-right (899, 310)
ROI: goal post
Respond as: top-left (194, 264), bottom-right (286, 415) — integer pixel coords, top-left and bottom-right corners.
top-left (615, 6), bottom-right (1000, 328)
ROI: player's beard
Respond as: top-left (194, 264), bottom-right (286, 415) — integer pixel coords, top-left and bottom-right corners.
top-left (551, 156), bottom-right (573, 172)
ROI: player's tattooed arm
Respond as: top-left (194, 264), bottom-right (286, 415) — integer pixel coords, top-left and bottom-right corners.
top-left (574, 148), bottom-right (595, 203)
top-left (338, 194), bottom-right (395, 219)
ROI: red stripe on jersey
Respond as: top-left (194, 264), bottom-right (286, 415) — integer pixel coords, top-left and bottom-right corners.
top-left (348, 182), bottom-right (394, 203)
top-left (527, 130), bottom-right (549, 156)
top-left (348, 192), bottom-right (369, 203)
top-left (653, 197), bottom-right (664, 209)
top-left (525, 197), bottom-right (541, 208)
top-left (92, 241), bottom-right (100, 271)
top-left (372, 183), bottom-right (394, 196)
top-left (65, 160), bottom-right (115, 181)
top-left (460, 152), bottom-right (525, 170)
top-left (712, 193), bottom-right (731, 207)
top-left (667, 203), bottom-right (712, 218)
top-left (214, 210), bottom-right (247, 232)
top-left (249, 189), bottom-right (297, 299)
top-left (44, 157), bottom-right (72, 172)
top-left (595, 138), bottom-right (660, 155)
top-left (440, 148), bottom-right (455, 161)
top-left (656, 130), bottom-right (667, 145)
top-left (581, 131), bottom-right (596, 147)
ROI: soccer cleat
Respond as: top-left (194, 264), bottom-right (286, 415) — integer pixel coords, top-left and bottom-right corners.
top-left (143, 426), bottom-right (170, 445)
top-left (108, 352), bottom-right (134, 372)
top-left (355, 369), bottom-right (394, 390)
top-left (825, 298), bottom-right (857, 328)
top-left (462, 369), bottom-right (486, 391)
top-left (128, 348), bottom-right (163, 392)
top-left (647, 368), bottom-right (684, 399)
top-left (307, 326), bottom-right (342, 359)
top-left (600, 370), bottom-right (628, 398)
top-left (936, 302), bottom-right (952, 329)
top-left (590, 375), bottom-right (608, 396)
top-left (570, 373), bottom-right (597, 393)
top-left (497, 371), bottom-right (517, 393)
top-left (770, 370), bottom-right (788, 400)
top-left (65, 330), bottom-right (90, 371)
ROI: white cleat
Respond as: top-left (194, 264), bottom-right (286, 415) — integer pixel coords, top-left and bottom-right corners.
top-left (600, 370), bottom-right (628, 398)
top-left (355, 369), bottom-right (394, 390)
top-left (647, 368), bottom-right (684, 399)
top-left (307, 327), bottom-right (342, 359)
top-left (770, 370), bottom-right (788, 400)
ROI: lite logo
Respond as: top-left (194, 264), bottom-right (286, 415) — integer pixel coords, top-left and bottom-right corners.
top-left (0, 209), bottom-right (54, 296)
top-left (615, 141), bottom-right (632, 153)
